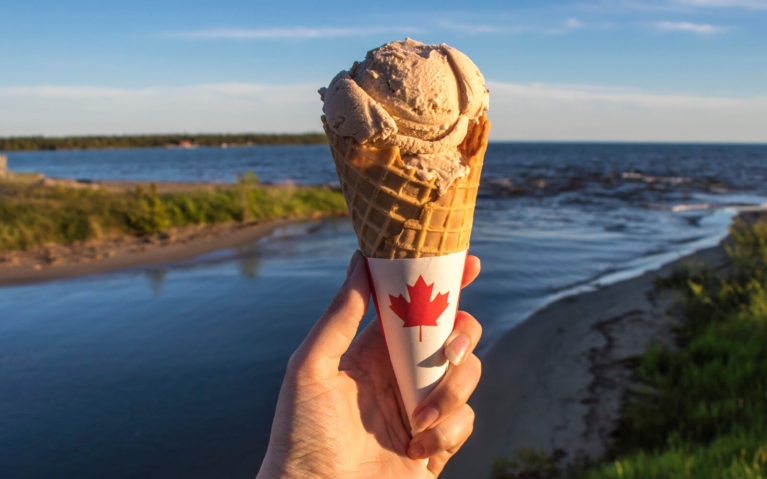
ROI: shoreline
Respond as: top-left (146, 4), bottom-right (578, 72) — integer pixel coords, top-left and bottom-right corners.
top-left (444, 240), bottom-right (732, 478)
top-left (0, 215), bottom-right (341, 287)
top-left (0, 171), bottom-right (347, 287)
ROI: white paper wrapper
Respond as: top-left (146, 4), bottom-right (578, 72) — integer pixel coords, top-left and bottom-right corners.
top-left (366, 250), bottom-right (467, 431)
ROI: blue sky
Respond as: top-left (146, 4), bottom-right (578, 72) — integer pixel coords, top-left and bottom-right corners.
top-left (1, 0), bottom-right (766, 141)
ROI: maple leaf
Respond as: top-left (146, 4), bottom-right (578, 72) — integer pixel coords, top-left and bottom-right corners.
top-left (388, 275), bottom-right (450, 342)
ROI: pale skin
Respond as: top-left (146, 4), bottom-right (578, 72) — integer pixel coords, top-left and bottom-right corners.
top-left (257, 251), bottom-right (483, 479)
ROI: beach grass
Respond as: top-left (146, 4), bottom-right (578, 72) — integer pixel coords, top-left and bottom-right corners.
top-left (572, 216), bottom-right (767, 479)
top-left (0, 174), bottom-right (347, 251)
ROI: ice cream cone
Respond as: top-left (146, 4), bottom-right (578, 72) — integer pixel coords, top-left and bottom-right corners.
top-left (324, 114), bottom-right (489, 259)
top-left (320, 38), bottom-right (489, 434)
top-left (325, 114), bottom-right (489, 429)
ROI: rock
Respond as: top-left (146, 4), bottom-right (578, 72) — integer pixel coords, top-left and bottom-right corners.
top-left (158, 231), bottom-right (177, 243)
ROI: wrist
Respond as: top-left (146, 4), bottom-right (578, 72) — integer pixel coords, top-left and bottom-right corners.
top-left (257, 450), bottom-right (339, 479)
top-left (256, 449), bottom-right (312, 479)
top-left (255, 461), bottom-right (288, 479)
top-left (256, 454), bottom-right (294, 479)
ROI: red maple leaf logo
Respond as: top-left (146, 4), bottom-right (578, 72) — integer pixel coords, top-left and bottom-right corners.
top-left (388, 275), bottom-right (450, 342)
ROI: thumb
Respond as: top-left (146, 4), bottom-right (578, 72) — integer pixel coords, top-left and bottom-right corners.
top-left (291, 251), bottom-right (370, 378)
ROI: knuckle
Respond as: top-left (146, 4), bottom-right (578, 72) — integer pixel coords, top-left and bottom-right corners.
top-left (468, 354), bottom-right (482, 379)
top-left (446, 406), bottom-right (475, 454)
top-left (444, 376), bottom-right (471, 405)
top-left (465, 408), bottom-right (475, 437)
top-left (286, 347), bottom-right (315, 378)
top-left (457, 311), bottom-right (483, 345)
top-left (286, 349), bottom-right (303, 372)
top-left (465, 404), bottom-right (476, 424)
top-left (432, 423), bottom-right (452, 451)
top-left (474, 318), bottom-right (483, 341)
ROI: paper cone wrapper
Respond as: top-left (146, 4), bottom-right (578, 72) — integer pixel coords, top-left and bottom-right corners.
top-left (366, 250), bottom-right (467, 430)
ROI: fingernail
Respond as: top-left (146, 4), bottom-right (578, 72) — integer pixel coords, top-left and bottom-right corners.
top-left (445, 335), bottom-right (471, 365)
top-left (407, 443), bottom-right (425, 459)
top-left (412, 406), bottom-right (439, 433)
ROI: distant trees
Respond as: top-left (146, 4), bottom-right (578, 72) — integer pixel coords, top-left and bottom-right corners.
top-left (0, 133), bottom-right (328, 151)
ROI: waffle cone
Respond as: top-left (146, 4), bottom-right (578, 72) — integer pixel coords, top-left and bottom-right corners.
top-left (325, 114), bottom-right (489, 259)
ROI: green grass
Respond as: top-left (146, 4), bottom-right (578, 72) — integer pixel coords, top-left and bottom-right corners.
top-left (491, 448), bottom-right (564, 478)
top-left (572, 216), bottom-right (767, 479)
top-left (578, 438), bottom-right (767, 479)
top-left (0, 175), bottom-right (346, 251)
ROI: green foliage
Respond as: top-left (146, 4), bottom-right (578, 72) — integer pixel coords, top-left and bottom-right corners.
top-left (0, 179), bottom-right (345, 250)
top-left (573, 216), bottom-right (767, 479)
top-left (0, 133), bottom-right (327, 151)
top-left (237, 170), bottom-right (260, 185)
top-left (492, 448), bottom-right (563, 478)
top-left (576, 436), bottom-right (767, 479)
top-left (124, 184), bottom-right (172, 235)
top-left (727, 217), bottom-right (767, 276)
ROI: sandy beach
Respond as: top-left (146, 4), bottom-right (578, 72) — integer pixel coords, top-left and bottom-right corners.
top-left (444, 242), bottom-right (731, 478)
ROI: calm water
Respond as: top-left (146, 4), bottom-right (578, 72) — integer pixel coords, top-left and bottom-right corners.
top-left (2, 143), bottom-right (767, 477)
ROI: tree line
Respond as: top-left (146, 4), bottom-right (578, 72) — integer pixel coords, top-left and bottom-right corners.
top-left (0, 133), bottom-right (328, 151)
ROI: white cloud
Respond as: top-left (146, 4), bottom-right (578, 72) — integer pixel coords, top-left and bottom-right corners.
top-left (677, 0), bottom-right (767, 9)
top-left (564, 18), bottom-right (584, 29)
top-left (175, 18), bottom-right (589, 40)
top-left (580, 0), bottom-right (767, 11)
top-left (165, 26), bottom-right (419, 40)
top-left (1, 82), bottom-right (766, 142)
top-left (437, 18), bottom-right (584, 35)
top-left (487, 81), bottom-right (767, 142)
top-left (436, 21), bottom-right (501, 34)
top-left (651, 20), bottom-right (729, 33)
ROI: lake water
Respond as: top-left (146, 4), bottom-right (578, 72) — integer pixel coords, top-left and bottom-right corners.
top-left (2, 143), bottom-right (767, 477)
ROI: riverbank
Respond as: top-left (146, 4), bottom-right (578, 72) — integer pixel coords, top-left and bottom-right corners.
top-left (0, 216), bottom-right (342, 286)
top-left (445, 211), bottom-right (766, 479)
top-left (0, 173), bottom-right (347, 285)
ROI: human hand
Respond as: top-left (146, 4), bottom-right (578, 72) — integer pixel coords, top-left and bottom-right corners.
top-left (256, 251), bottom-right (482, 479)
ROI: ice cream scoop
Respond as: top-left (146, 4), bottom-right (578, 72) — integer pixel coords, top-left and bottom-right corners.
top-left (320, 38), bottom-right (489, 194)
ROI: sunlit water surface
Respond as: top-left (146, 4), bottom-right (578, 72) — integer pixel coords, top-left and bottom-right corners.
top-left (2, 143), bottom-right (767, 477)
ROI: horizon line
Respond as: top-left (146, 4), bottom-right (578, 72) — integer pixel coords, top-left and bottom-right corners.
top-left (2, 132), bottom-right (766, 148)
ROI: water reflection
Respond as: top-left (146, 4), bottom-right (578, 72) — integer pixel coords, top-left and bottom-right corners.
top-left (145, 268), bottom-right (167, 295)
top-left (237, 250), bottom-right (261, 278)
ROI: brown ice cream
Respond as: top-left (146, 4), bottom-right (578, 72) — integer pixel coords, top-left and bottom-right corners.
top-left (320, 38), bottom-right (489, 194)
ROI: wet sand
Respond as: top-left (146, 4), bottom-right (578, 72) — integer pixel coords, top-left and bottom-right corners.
top-left (444, 244), bottom-right (730, 478)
